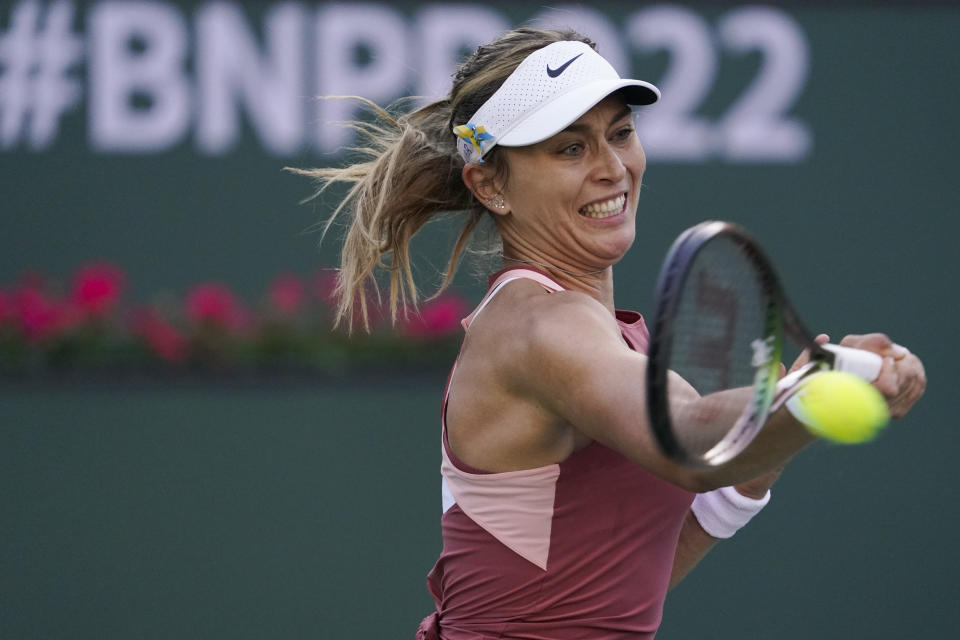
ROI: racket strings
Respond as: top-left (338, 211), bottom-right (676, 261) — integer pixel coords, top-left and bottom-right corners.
top-left (666, 237), bottom-right (776, 458)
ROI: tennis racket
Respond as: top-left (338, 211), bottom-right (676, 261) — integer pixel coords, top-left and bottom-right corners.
top-left (645, 221), bottom-right (883, 467)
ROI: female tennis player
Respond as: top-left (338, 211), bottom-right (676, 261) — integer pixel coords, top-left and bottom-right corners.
top-left (294, 27), bottom-right (926, 640)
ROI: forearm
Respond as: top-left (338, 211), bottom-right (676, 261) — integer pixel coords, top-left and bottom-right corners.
top-left (670, 467), bottom-right (781, 589)
top-left (686, 331), bottom-right (923, 489)
top-left (692, 407), bottom-right (817, 490)
top-left (670, 510), bottom-right (719, 589)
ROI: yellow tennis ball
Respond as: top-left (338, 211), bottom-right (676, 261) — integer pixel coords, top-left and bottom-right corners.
top-left (786, 370), bottom-right (890, 444)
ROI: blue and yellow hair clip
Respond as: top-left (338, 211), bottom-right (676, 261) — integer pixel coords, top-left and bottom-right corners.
top-left (453, 123), bottom-right (494, 159)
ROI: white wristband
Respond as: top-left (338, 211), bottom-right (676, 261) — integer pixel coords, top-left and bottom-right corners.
top-left (690, 486), bottom-right (771, 539)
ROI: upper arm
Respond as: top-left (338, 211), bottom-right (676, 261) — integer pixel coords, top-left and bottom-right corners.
top-left (503, 293), bottom-right (709, 491)
top-left (470, 283), bottom-right (813, 490)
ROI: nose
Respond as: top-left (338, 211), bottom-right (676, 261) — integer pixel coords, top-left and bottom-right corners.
top-left (592, 141), bottom-right (627, 183)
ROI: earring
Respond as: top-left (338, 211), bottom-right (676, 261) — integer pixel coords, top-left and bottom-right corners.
top-left (486, 195), bottom-right (505, 210)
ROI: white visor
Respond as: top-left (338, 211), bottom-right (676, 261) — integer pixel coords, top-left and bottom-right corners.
top-left (453, 40), bottom-right (659, 164)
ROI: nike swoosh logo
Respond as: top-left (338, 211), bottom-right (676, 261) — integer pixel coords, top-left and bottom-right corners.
top-left (546, 53), bottom-right (583, 78)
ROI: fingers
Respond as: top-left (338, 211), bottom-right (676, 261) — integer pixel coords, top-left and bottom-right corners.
top-left (872, 355), bottom-right (900, 398)
top-left (838, 333), bottom-right (926, 418)
top-left (885, 352), bottom-right (927, 418)
top-left (839, 333), bottom-right (909, 360)
top-left (786, 334), bottom-right (830, 375)
top-left (840, 332), bottom-right (892, 353)
top-left (889, 343), bottom-right (911, 360)
top-left (850, 338), bottom-right (924, 417)
top-left (786, 332), bottom-right (925, 419)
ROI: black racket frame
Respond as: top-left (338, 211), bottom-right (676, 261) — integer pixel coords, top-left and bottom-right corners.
top-left (646, 221), bottom-right (830, 466)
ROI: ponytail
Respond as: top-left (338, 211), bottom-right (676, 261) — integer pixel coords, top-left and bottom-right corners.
top-left (290, 27), bottom-right (594, 331)
top-left (289, 97), bottom-right (484, 330)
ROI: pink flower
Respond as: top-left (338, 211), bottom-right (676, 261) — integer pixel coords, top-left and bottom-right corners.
top-left (185, 282), bottom-right (247, 331)
top-left (268, 272), bottom-right (304, 315)
top-left (130, 307), bottom-right (188, 363)
top-left (13, 282), bottom-right (80, 341)
top-left (72, 262), bottom-right (125, 319)
top-left (403, 293), bottom-right (468, 338)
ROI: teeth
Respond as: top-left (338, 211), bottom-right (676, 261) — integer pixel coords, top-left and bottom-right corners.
top-left (580, 194), bottom-right (625, 218)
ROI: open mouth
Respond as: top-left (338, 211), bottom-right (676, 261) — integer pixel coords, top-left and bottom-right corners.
top-left (579, 194), bottom-right (626, 219)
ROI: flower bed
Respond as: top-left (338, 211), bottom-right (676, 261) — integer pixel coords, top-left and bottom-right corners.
top-left (0, 262), bottom-right (468, 380)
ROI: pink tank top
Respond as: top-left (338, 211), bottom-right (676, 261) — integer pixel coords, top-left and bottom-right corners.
top-left (418, 268), bottom-right (693, 640)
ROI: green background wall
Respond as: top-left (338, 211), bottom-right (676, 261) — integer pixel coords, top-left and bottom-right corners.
top-left (2, 1), bottom-right (958, 638)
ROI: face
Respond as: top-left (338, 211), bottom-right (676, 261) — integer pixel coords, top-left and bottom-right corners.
top-left (494, 94), bottom-right (646, 270)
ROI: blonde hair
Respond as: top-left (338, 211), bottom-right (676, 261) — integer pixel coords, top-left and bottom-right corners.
top-left (290, 27), bottom-right (596, 330)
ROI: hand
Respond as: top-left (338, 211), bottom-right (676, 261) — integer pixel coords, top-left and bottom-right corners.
top-left (786, 333), bottom-right (925, 418)
top-left (838, 333), bottom-right (926, 418)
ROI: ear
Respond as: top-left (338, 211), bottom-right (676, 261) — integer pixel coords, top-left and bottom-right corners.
top-left (462, 163), bottom-right (509, 215)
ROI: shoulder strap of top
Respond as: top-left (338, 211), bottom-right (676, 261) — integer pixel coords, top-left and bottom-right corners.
top-left (460, 268), bottom-right (565, 330)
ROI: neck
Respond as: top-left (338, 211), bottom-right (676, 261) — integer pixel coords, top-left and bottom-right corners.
top-left (500, 255), bottom-right (606, 278)
top-left (499, 254), bottom-right (616, 314)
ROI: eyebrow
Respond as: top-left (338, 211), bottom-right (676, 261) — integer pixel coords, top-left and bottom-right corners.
top-left (560, 105), bottom-right (633, 135)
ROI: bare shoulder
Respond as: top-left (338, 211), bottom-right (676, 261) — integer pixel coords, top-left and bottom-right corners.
top-left (448, 278), bottom-right (629, 470)
top-left (524, 289), bottom-right (623, 351)
top-left (469, 279), bottom-right (617, 355)
top-left (464, 279), bottom-right (626, 397)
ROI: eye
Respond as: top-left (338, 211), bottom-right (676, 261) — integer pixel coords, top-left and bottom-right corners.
top-left (560, 142), bottom-right (584, 156)
top-left (612, 125), bottom-right (636, 142)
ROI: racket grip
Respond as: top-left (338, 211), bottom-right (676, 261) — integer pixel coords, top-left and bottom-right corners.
top-left (822, 344), bottom-right (883, 381)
